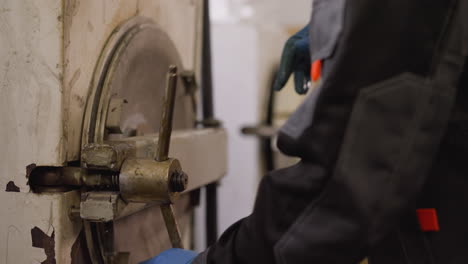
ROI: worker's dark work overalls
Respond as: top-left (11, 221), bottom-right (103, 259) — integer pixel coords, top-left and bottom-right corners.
top-left (194, 0), bottom-right (468, 263)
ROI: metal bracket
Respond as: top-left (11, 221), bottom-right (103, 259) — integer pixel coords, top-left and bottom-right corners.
top-left (80, 192), bottom-right (125, 222)
top-left (81, 142), bottom-right (134, 171)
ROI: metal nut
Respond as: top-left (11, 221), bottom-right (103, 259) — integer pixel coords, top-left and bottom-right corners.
top-left (169, 171), bottom-right (188, 193)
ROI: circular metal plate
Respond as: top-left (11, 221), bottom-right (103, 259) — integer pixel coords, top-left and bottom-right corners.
top-left (83, 17), bottom-right (194, 145)
top-left (105, 22), bottom-right (193, 138)
top-left (81, 16), bottom-right (195, 264)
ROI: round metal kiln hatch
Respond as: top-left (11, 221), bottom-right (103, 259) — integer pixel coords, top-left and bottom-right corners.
top-left (81, 17), bottom-right (195, 264)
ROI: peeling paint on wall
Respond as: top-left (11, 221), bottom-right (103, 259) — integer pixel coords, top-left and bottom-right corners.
top-left (5, 181), bottom-right (20, 192)
top-left (31, 227), bottom-right (56, 264)
top-left (26, 163), bottom-right (37, 178)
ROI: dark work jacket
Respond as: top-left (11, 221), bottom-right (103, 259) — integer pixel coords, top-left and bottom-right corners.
top-left (194, 0), bottom-right (468, 263)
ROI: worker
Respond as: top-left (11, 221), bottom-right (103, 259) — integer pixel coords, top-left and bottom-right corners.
top-left (144, 0), bottom-right (468, 263)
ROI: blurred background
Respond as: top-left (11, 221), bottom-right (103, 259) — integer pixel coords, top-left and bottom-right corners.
top-left (195, 0), bottom-right (312, 251)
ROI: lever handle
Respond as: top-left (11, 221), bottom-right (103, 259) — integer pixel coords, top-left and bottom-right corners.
top-left (156, 65), bottom-right (178, 162)
top-left (156, 65), bottom-right (184, 249)
top-left (160, 204), bottom-right (184, 249)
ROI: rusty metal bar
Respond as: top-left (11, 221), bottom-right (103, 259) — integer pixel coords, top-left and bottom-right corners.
top-left (30, 129), bottom-right (227, 197)
top-left (160, 204), bottom-right (184, 248)
top-left (156, 65), bottom-right (178, 162)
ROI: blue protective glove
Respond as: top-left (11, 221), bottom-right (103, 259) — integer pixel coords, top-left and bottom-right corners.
top-left (273, 25), bottom-right (311, 95)
top-left (140, 249), bottom-right (198, 264)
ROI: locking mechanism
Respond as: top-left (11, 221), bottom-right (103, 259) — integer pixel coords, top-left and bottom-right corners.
top-left (81, 65), bottom-right (187, 248)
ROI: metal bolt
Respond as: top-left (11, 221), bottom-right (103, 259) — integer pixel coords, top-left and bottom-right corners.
top-left (169, 171), bottom-right (188, 193)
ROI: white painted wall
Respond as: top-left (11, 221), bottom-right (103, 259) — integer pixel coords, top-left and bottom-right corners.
top-left (210, 0), bottom-right (311, 25)
top-left (212, 23), bottom-right (261, 233)
top-left (195, 0), bottom-right (311, 251)
top-left (194, 23), bottom-right (262, 251)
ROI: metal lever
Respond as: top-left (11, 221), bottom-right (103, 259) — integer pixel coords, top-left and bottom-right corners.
top-left (157, 65), bottom-right (184, 249)
top-left (156, 65), bottom-right (178, 162)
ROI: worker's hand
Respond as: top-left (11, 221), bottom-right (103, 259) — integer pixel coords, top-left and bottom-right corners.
top-left (273, 25), bottom-right (311, 95)
top-left (140, 248), bottom-right (198, 264)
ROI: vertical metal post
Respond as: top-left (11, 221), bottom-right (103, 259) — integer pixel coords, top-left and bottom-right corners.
top-left (201, 0), bottom-right (214, 121)
top-left (201, 0), bottom-right (220, 247)
top-left (205, 183), bottom-right (218, 246)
